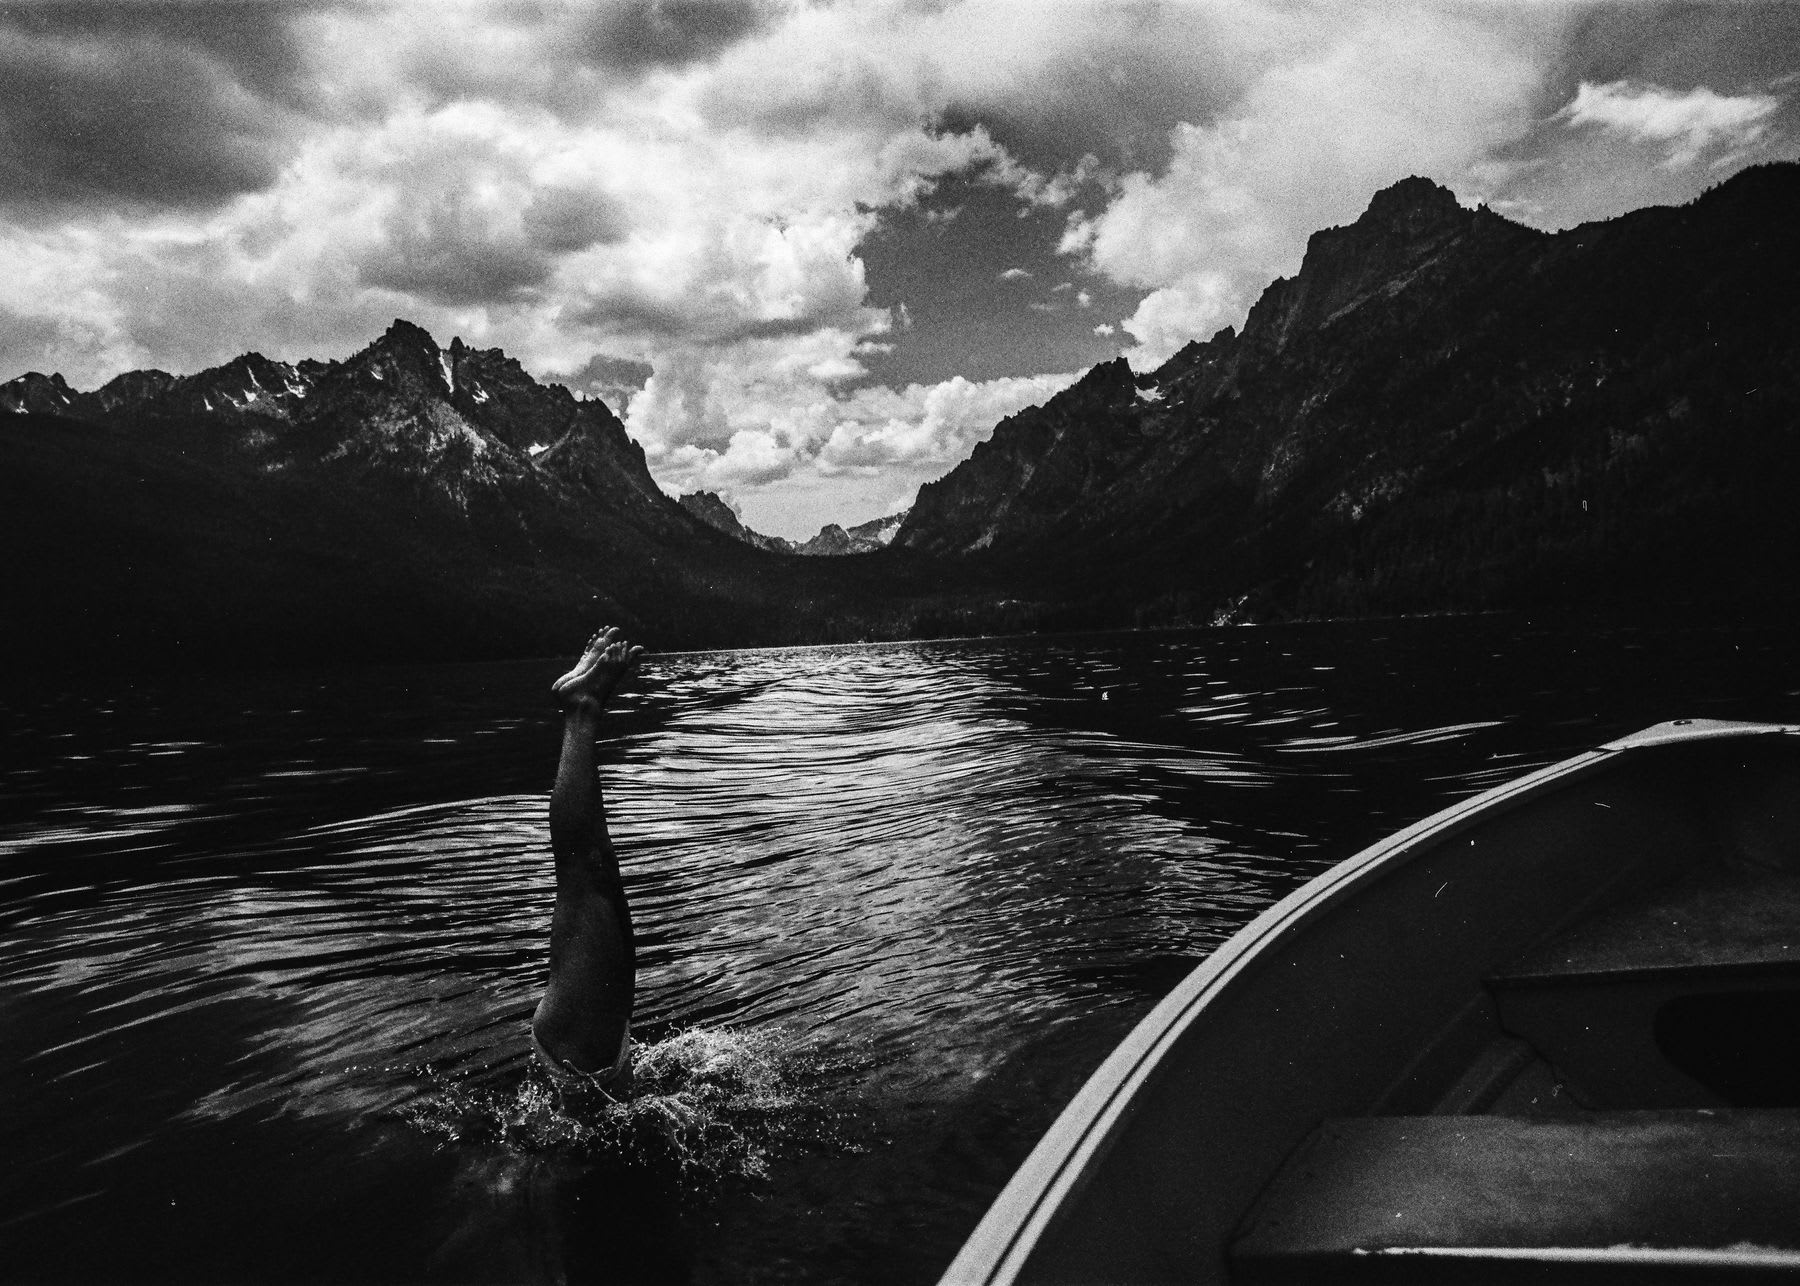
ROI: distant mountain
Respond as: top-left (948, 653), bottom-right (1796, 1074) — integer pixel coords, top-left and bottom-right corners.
top-left (0, 323), bottom-right (960, 668)
top-left (7, 165), bottom-right (1797, 670)
top-left (3, 319), bottom-right (674, 526)
top-left (677, 492), bottom-right (909, 556)
top-left (896, 163), bottom-right (1800, 624)
top-left (678, 491), bottom-right (798, 553)
top-left (820, 510), bottom-right (909, 554)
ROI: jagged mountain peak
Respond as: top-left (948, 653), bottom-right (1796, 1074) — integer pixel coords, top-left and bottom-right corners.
top-left (1075, 356), bottom-right (1135, 395)
top-left (339, 317), bottom-right (453, 395)
top-left (1359, 174), bottom-right (1463, 228)
top-left (1305, 178), bottom-right (1474, 270)
top-left (0, 370), bottom-right (77, 416)
top-left (1153, 325), bottom-right (1238, 384)
top-left (0, 317), bottom-right (670, 523)
top-left (1241, 175), bottom-right (1522, 355)
top-left (898, 158), bottom-right (1800, 581)
top-left (93, 368), bottom-right (178, 411)
top-left (185, 351), bottom-right (314, 408)
top-left (679, 489), bottom-right (740, 524)
top-left (678, 490), bottom-right (798, 553)
top-left (375, 317), bottom-right (441, 355)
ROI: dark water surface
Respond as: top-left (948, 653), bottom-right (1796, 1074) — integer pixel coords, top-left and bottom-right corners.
top-left (3, 618), bottom-right (1796, 1284)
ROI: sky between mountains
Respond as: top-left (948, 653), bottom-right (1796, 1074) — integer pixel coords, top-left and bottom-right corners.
top-left (2, 1), bottom-right (1797, 539)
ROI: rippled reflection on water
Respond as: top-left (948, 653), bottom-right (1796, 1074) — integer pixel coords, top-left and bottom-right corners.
top-left (1, 619), bottom-right (1796, 1283)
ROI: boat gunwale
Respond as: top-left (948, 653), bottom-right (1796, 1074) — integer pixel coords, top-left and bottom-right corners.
top-left (941, 719), bottom-right (1799, 1286)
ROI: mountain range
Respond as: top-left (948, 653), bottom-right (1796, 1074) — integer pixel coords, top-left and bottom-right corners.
top-left (4, 162), bottom-right (1796, 669)
top-left (0, 320), bottom-right (956, 668)
top-left (676, 491), bottom-right (907, 556)
top-left (894, 163), bottom-right (1800, 626)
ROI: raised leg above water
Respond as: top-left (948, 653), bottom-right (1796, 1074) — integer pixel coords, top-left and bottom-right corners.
top-left (531, 627), bottom-right (645, 1077)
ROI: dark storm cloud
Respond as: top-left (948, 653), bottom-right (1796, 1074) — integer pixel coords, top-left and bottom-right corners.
top-left (570, 291), bottom-right (696, 337)
top-left (544, 351), bottom-right (655, 408)
top-left (358, 166), bottom-right (629, 308)
top-left (1, 2), bottom-right (325, 107)
top-left (520, 185), bottom-right (630, 255)
top-left (360, 235), bottom-right (551, 308)
top-left (1549, 2), bottom-right (1800, 104)
top-left (569, 292), bottom-right (858, 347)
top-left (554, 351), bottom-right (654, 388)
top-left (0, 2), bottom-right (321, 213)
top-left (571, 0), bottom-right (773, 74)
top-left (698, 53), bottom-right (919, 138)
top-left (933, 4), bottom-right (1265, 178)
top-left (719, 315), bottom-right (831, 342)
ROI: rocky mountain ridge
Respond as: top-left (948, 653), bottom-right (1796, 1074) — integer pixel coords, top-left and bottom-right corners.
top-left (897, 174), bottom-right (1542, 556)
top-left (4, 324), bottom-right (905, 556)
top-left (894, 162), bottom-right (1800, 623)
top-left (806, 510), bottom-right (909, 555)
top-left (5, 165), bottom-right (1794, 670)
top-left (0, 321), bottom-right (960, 667)
top-left (677, 490), bottom-right (797, 553)
top-left (677, 490), bottom-right (908, 556)
top-left (3, 320), bottom-right (681, 526)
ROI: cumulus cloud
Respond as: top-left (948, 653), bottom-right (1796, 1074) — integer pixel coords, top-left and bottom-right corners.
top-left (328, 106), bottom-right (631, 309)
top-left (1558, 80), bottom-right (1781, 167)
top-left (1064, 4), bottom-right (1558, 367)
top-left (1, 0), bottom-right (1791, 534)
top-left (816, 372), bottom-right (1079, 475)
top-left (641, 364), bottom-right (1075, 529)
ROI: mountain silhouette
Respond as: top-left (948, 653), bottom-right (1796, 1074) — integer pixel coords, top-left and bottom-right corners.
top-left (896, 163), bottom-right (1800, 626)
top-left (5, 164), bottom-right (1797, 669)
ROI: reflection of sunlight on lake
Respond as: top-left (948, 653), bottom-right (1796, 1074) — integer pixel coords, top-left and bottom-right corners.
top-left (3, 622), bottom-right (1797, 1283)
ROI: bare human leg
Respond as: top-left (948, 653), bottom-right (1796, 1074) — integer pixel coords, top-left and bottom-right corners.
top-left (532, 627), bottom-right (645, 1083)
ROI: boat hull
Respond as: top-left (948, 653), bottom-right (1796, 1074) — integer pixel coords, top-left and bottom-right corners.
top-left (943, 720), bottom-right (1800, 1285)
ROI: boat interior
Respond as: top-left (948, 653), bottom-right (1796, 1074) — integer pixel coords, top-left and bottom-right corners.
top-left (1229, 729), bottom-right (1800, 1283)
top-left (979, 726), bottom-right (1800, 1286)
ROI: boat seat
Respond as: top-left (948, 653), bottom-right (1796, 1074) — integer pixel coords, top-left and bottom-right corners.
top-left (1231, 1111), bottom-right (1800, 1284)
top-left (1487, 870), bottom-right (1800, 1107)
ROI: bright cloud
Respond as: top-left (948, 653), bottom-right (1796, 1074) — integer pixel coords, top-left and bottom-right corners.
top-left (654, 367), bottom-right (1075, 492)
top-left (1066, 5), bottom-right (1558, 367)
top-left (1559, 80), bottom-right (1781, 167)
top-left (817, 372), bottom-right (1080, 475)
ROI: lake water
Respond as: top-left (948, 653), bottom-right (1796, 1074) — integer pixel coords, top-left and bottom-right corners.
top-left (2, 618), bottom-right (1796, 1284)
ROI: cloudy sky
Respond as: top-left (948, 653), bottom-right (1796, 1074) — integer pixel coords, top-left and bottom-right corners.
top-left (3, 1), bottom-right (1797, 537)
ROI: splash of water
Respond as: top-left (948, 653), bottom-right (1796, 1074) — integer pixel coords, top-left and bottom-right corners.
top-left (401, 1026), bottom-right (854, 1182)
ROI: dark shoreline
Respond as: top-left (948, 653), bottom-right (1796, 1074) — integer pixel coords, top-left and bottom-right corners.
top-left (6, 603), bottom-right (1795, 685)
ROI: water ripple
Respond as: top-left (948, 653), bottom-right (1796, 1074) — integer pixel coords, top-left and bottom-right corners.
top-left (3, 623), bottom-right (1797, 1282)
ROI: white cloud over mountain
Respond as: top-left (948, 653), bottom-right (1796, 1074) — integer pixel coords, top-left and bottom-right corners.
top-left (0, 1), bottom-right (1794, 537)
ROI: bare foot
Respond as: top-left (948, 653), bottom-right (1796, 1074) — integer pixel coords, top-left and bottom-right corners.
top-left (552, 626), bottom-right (645, 712)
